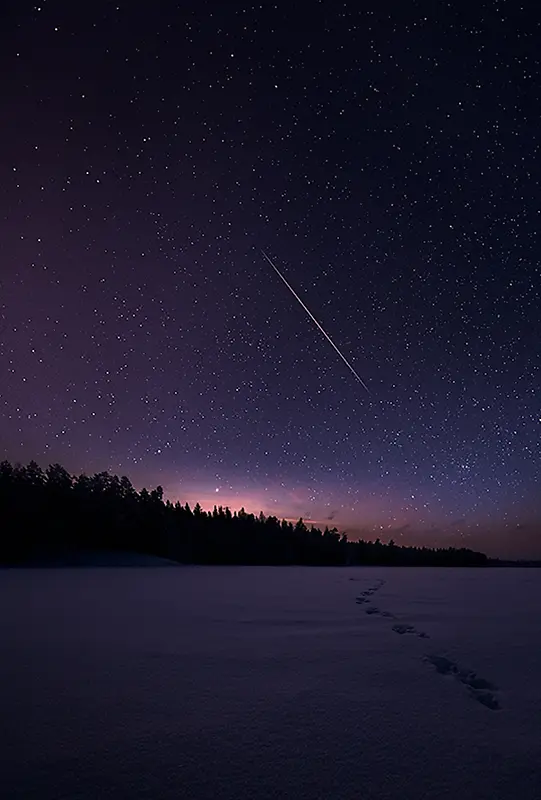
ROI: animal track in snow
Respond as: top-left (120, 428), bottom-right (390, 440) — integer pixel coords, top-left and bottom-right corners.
top-left (355, 581), bottom-right (385, 606)
top-left (363, 606), bottom-right (396, 619)
top-left (392, 623), bottom-right (414, 634)
top-left (425, 654), bottom-right (501, 710)
top-left (392, 623), bottom-right (429, 639)
top-left (355, 583), bottom-right (402, 622)
top-left (355, 582), bottom-right (426, 633)
top-left (353, 584), bottom-right (498, 711)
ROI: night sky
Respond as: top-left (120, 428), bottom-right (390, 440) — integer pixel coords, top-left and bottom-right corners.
top-left (1, 1), bottom-right (540, 556)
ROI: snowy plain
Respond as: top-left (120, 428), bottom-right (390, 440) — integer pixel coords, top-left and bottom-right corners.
top-left (1, 565), bottom-right (540, 799)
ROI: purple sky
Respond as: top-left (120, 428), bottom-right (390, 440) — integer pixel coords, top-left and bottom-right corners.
top-left (1, 2), bottom-right (540, 556)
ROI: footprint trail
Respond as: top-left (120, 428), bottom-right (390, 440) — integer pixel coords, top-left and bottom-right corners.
top-left (352, 577), bottom-right (500, 710)
top-left (425, 655), bottom-right (501, 710)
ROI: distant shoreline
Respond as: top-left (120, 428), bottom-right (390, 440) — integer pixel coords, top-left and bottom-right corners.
top-left (3, 550), bottom-right (540, 569)
top-left (0, 549), bottom-right (181, 568)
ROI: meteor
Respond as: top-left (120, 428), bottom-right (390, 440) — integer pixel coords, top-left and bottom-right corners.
top-left (261, 251), bottom-right (370, 394)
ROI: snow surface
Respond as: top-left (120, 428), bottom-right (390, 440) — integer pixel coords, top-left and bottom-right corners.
top-left (11, 549), bottom-right (180, 567)
top-left (1, 566), bottom-right (540, 799)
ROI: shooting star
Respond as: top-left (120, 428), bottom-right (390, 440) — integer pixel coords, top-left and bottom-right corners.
top-left (261, 251), bottom-right (370, 394)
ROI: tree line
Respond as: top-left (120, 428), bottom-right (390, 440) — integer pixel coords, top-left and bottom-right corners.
top-left (0, 461), bottom-right (488, 567)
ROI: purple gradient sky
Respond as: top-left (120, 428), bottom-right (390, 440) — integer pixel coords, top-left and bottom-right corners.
top-left (1, 2), bottom-right (540, 556)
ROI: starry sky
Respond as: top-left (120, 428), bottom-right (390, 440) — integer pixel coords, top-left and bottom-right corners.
top-left (1, 1), bottom-right (540, 557)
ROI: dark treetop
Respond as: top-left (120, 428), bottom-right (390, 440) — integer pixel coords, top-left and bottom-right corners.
top-left (0, 461), bottom-right (487, 567)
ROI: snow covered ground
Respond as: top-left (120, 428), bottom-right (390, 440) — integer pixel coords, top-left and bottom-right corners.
top-left (10, 548), bottom-right (181, 567)
top-left (1, 566), bottom-right (540, 799)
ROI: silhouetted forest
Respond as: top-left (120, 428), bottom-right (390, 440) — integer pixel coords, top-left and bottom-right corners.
top-left (0, 461), bottom-right (488, 567)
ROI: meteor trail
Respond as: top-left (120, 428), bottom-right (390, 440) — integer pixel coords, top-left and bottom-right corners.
top-left (261, 251), bottom-right (370, 394)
